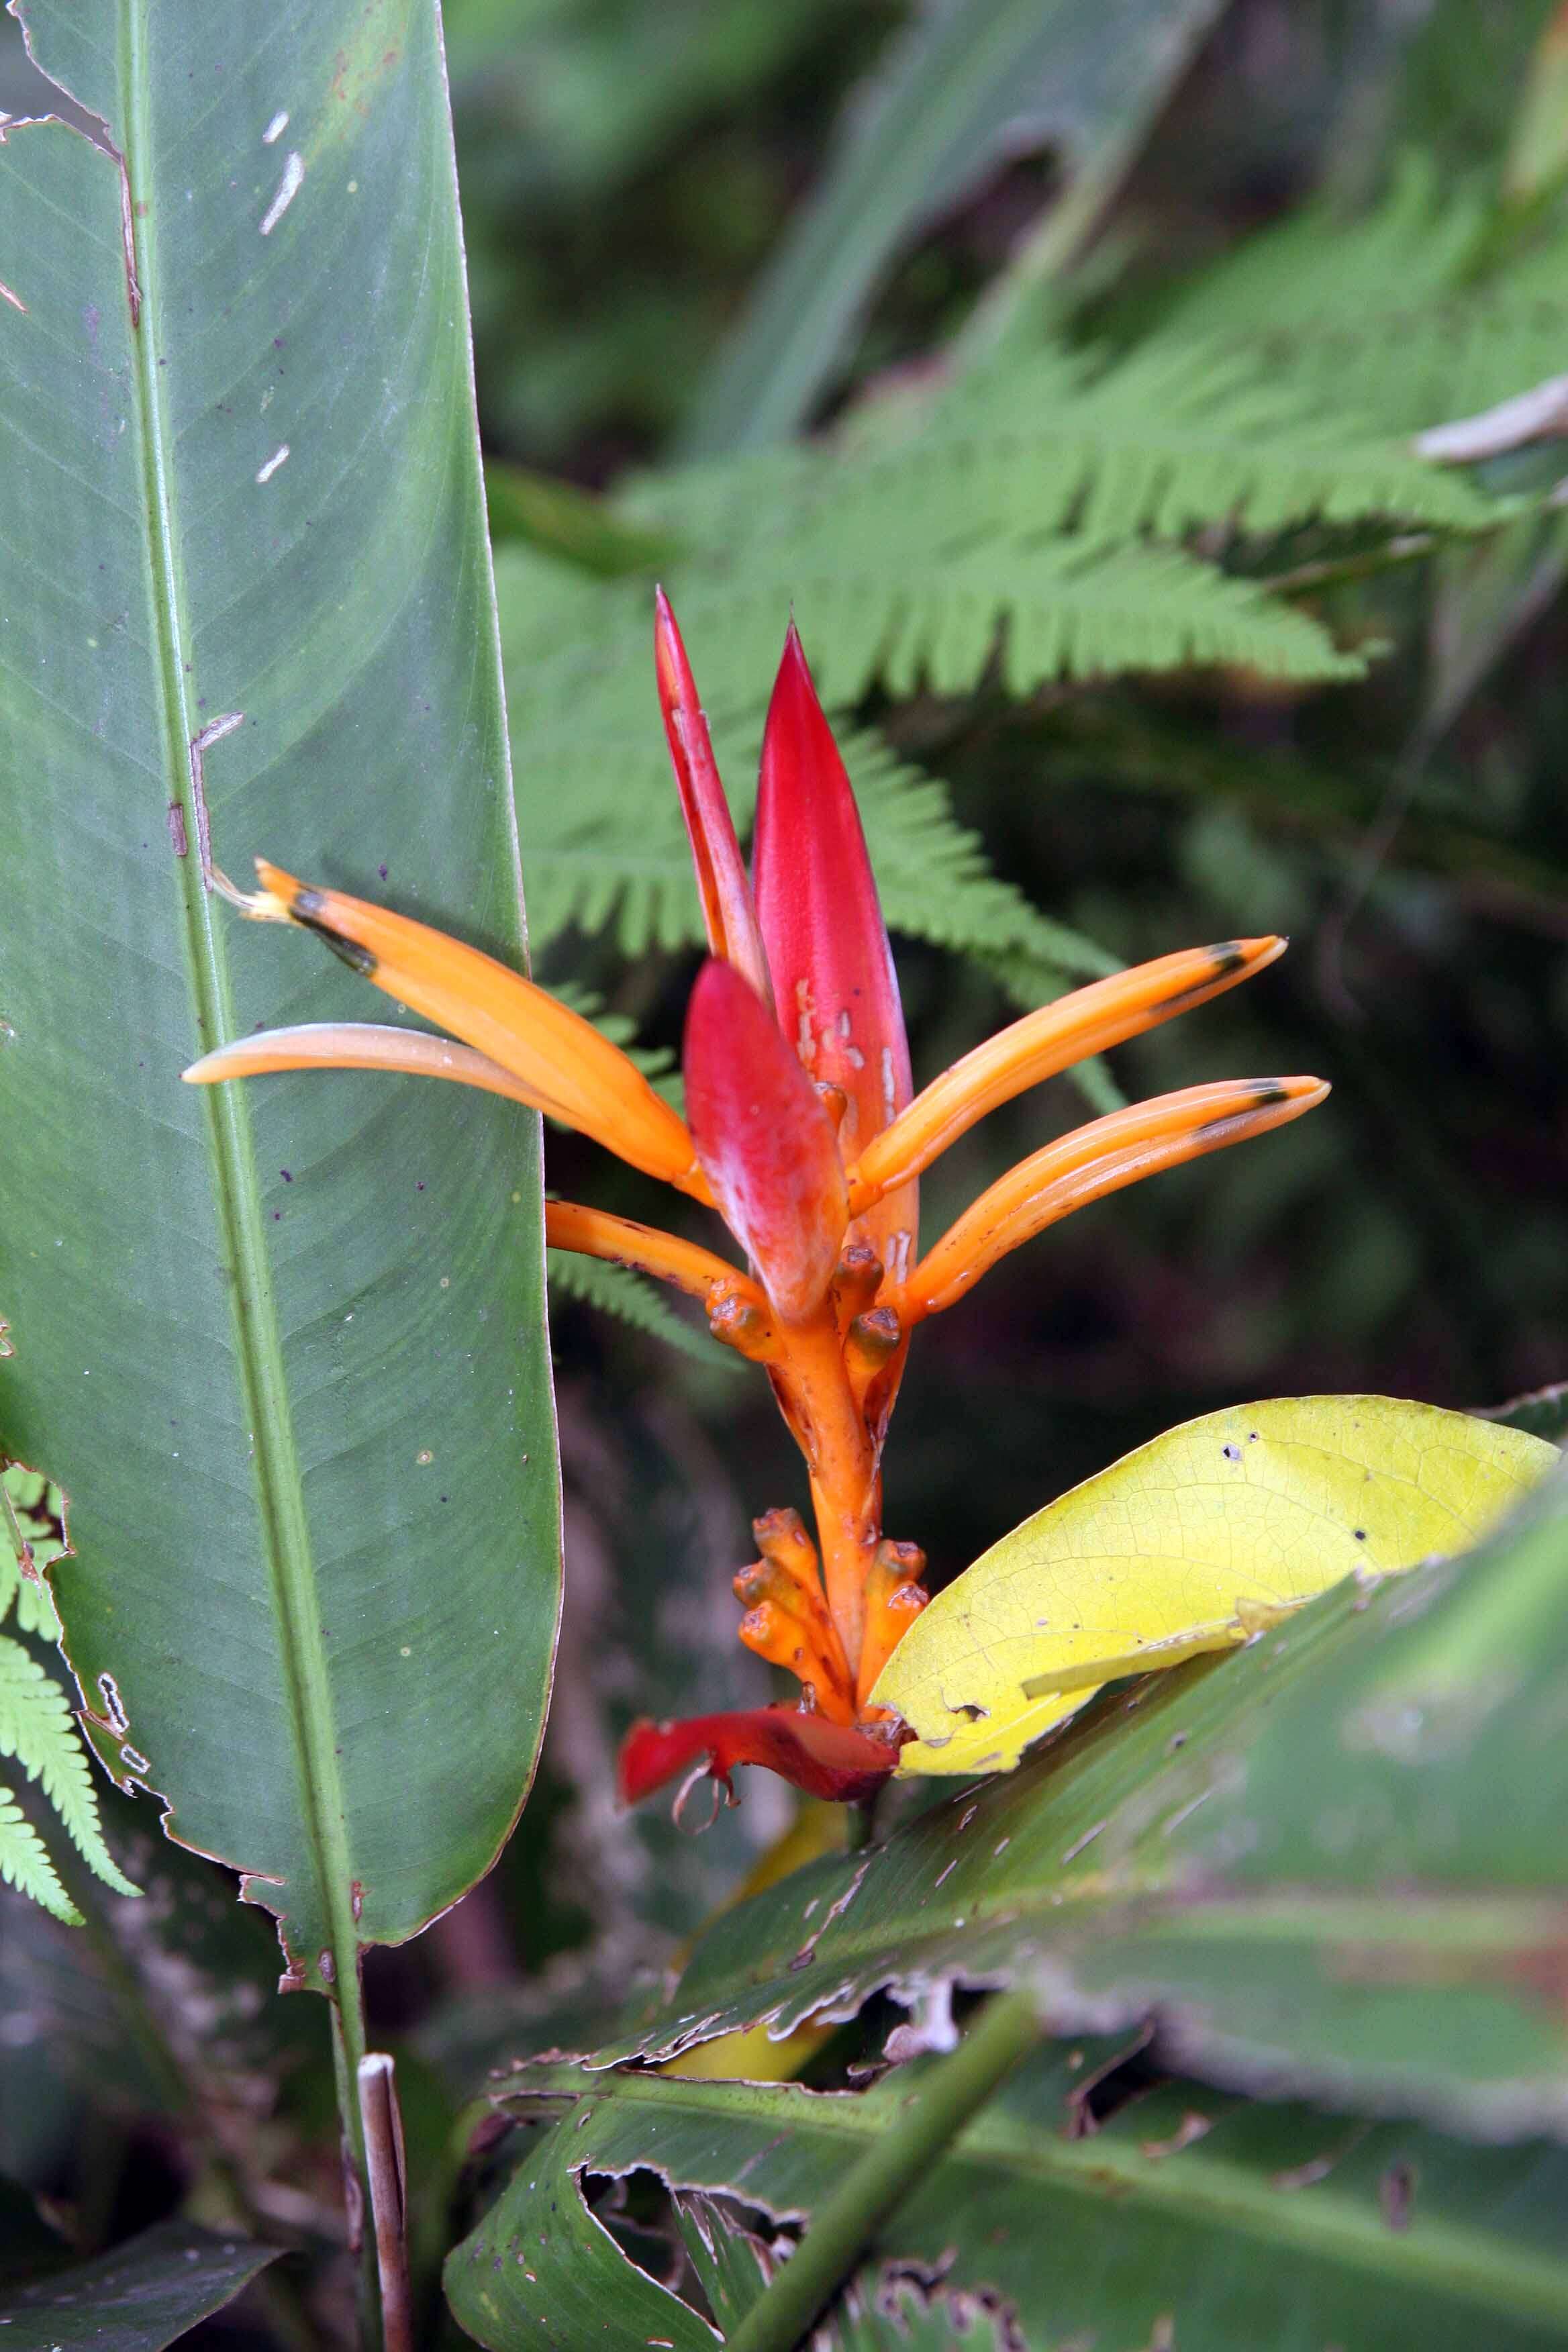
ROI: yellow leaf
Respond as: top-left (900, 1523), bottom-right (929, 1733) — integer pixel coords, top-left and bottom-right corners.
top-left (871, 1396), bottom-right (1557, 1776)
top-left (659, 2018), bottom-right (830, 2082)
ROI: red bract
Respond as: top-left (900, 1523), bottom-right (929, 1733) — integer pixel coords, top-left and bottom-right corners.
top-left (186, 596), bottom-right (1328, 1813)
top-left (754, 626), bottom-right (917, 1302)
top-left (619, 1706), bottom-right (905, 1810)
top-left (684, 957), bottom-right (848, 1325)
top-left (654, 589), bottom-right (773, 1008)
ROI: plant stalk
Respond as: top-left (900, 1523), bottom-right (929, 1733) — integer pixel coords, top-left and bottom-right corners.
top-left (330, 2002), bottom-right (383, 2350)
top-left (725, 1988), bottom-right (1041, 2352)
top-left (358, 2055), bottom-right (413, 2352)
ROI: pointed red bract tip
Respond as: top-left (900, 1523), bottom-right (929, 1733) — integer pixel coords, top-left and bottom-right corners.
top-left (753, 624), bottom-right (917, 1304)
top-left (683, 957), bottom-right (848, 1322)
top-left (618, 1706), bottom-right (901, 1808)
top-left (654, 590), bottom-right (773, 1006)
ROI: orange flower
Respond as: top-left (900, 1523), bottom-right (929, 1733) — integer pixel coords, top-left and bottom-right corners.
top-left (185, 599), bottom-right (1326, 1810)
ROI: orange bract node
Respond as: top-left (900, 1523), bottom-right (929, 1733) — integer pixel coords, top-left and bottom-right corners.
top-left (857, 1540), bottom-right (929, 1708)
top-left (736, 1509), bottom-right (854, 1719)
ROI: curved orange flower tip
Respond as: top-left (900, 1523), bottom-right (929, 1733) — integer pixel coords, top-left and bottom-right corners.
top-left (903, 1075), bottom-right (1329, 1322)
top-left (848, 938), bottom-right (1287, 1213)
top-left (544, 1199), bottom-right (756, 1310)
top-left (654, 589), bottom-right (773, 1007)
top-left (183, 1020), bottom-right (550, 1109)
top-left (683, 957), bottom-right (849, 1322)
top-left (234, 861), bottom-right (704, 1195)
top-left (753, 624), bottom-right (916, 1281)
top-left (618, 1705), bottom-right (904, 1809)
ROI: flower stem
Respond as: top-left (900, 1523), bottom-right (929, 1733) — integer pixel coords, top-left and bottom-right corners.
top-left (724, 1988), bottom-right (1041, 2352)
top-left (775, 1306), bottom-right (881, 1674)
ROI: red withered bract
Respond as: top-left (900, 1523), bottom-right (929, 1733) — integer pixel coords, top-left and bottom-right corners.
top-left (683, 956), bottom-right (849, 1324)
top-left (618, 1706), bottom-right (903, 1810)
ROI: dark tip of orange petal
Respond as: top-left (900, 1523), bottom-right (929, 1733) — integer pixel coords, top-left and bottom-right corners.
top-left (683, 957), bottom-right (848, 1322)
top-left (618, 1707), bottom-right (905, 1808)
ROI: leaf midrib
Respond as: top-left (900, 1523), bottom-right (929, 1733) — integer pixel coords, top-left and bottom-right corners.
top-left (558, 2068), bottom-right (1568, 2330)
top-left (119, 0), bottom-right (362, 2028)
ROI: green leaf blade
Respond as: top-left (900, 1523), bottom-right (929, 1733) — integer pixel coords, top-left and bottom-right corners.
top-left (598, 1457), bottom-right (1568, 2138)
top-left (449, 2047), bottom-right (1568, 2352)
top-left (0, 0), bottom-right (560, 1989)
top-left (0, 2217), bottom-right (279, 2351)
top-left (681, 0), bottom-right (1230, 454)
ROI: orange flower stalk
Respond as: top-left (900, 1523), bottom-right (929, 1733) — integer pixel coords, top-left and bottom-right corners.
top-left (184, 598), bottom-right (1328, 1811)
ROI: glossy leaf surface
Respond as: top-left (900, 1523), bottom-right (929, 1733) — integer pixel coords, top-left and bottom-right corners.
top-left (0, 0), bottom-right (559, 1989)
top-left (595, 1459), bottom-right (1568, 2139)
top-left (448, 2039), bottom-right (1568, 2352)
top-left (874, 1397), bottom-right (1553, 1773)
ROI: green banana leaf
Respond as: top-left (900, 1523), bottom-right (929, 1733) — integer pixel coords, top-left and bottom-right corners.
top-left (0, 0), bottom-right (559, 2018)
top-left (0, 2218), bottom-right (277, 2351)
top-left (448, 2040), bottom-right (1568, 2351)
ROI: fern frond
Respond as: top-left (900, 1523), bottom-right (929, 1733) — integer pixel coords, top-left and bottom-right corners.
top-left (0, 1785), bottom-right (81, 1925)
top-left (1, 1465), bottom-right (64, 1638)
top-left (640, 350), bottom-right (1482, 563)
top-left (546, 1248), bottom-right (739, 1371)
top-left (1159, 154), bottom-right (1485, 345)
top-left (0, 1638), bottom-right (139, 1899)
top-left (500, 547), bottom-right (1342, 965)
top-left (1161, 154), bottom-right (1568, 438)
top-left (495, 172), bottom-right (1534, 1030)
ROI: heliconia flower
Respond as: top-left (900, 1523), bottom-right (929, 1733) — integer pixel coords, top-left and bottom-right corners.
top-left (184, 596), bottom-right (1328, 1814)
